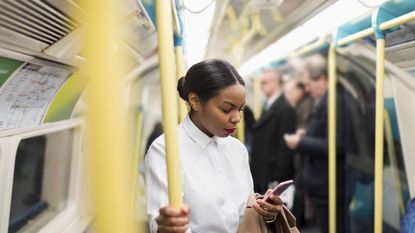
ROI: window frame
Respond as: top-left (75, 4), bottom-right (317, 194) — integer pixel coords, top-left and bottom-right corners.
top-left (0, 119), bottom-right (88, 233)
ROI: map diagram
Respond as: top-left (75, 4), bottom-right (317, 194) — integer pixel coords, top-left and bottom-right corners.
top-left (0, 64), bottom-right (71, 129)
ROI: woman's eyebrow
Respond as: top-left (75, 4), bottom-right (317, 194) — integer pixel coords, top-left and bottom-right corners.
top-left (223, 100), bottom-right (246, 108)
top-left (223, 101), bottom-right (236, 107)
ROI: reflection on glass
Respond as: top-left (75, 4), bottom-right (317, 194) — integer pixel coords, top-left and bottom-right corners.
top-left (9, 136), bottom-right (47, 233)
top-left (337, 55), bottom-right (376, 233)
top-left (341, 55), bottom-right (411, 233)
top-left (8, 130), bottom-right (73, 233)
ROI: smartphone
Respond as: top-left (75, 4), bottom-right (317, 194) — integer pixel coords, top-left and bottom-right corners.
top-left (263, 180), bottom-right (293, 202)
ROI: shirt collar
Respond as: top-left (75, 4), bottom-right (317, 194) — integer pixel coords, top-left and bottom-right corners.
top-left (266, 91), bottom-right (281, 108)
top-left (182, 115), bottom-right (219, 149)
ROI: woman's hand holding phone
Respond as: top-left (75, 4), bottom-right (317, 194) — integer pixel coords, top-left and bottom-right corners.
top-left (252, 191), bottom-right (283, 222)
top-left (252, 180), bottom-right (293, 222)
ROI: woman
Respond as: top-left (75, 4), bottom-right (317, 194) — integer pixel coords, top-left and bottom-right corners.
top-left (145, 59), bottom-right (283, 233)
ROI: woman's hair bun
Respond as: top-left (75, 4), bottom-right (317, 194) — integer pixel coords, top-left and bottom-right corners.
top-left (177, 76), bottom-right (188, 101)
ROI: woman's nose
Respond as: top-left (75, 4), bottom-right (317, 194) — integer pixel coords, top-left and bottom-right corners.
top-left (231, 111), bottom-right (242, 123)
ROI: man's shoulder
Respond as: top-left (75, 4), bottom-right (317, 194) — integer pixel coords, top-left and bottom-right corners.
top-left (275, 96), bottom-right (295, 112)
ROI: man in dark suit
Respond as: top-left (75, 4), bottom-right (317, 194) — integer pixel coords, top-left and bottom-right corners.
top-left (284, 54), bottom-right (351, 233)
top-left (250, 69), bottom-right (296, 194)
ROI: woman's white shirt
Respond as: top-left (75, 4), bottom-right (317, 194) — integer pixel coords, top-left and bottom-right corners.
top-left (145, 115), bottom-right (254, 233)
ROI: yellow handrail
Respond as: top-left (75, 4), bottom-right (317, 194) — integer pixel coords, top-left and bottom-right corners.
top-left (374, 38), bottom-right (385, 233)
top-left (337, 28), bottom-right (374, 46)
top-left (337, 11), bottom-right (415, 46)
top-left (384, 109), bottom-right (405, 216)
top-left (235, 58), bottom-right (245, 143)
top-left (131, 109), bottom-right (143, 208)
top-left (156, 0), bottom-right (183, 208)
top-left (289, 38), bottom-right (326, 58)
top-left (175, 46), bottom-right (188, 122)
top-left (380, 11), bottom-right (415, 31)
top-left (84, 0), bottom-right (138, 232)
top-left (328, 44), bottom-right (337, 233)
top-left (236, 114), bottom-right (245, 142)
top-left (253, 78), bottom-right (262, 120)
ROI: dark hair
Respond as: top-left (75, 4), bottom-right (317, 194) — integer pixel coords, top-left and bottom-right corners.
top-left (296, 81), bottom-right (305, 92)
top-left (177, 59), bottom-right (245, 102)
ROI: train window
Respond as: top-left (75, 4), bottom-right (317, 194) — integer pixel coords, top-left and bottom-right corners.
top-left (339, 54), bottom-right (411, 233)
top-left (382, 72), bottom-right (411, 232)
top-left (8, 130), bottom-right (73, 233)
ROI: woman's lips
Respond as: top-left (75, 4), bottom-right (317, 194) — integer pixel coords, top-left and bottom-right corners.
top-left (224, 128), bottom-right (236, 134)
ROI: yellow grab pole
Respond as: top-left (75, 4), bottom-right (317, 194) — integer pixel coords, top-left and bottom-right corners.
top-left (374, 38), bottom-right (385, 233)
top-left (380, 11), bottom-right (415, 31)
top-left (131, 109), bottom-right (143, 209)
top-left (337, 11), bottom-right (415, 47)
top-left (328, 44), bottom-right (337, 233)
top-left (337, 28), bottom-right (374, 46)
top-left (384, 109), bottom-right (405, 216)
top-left (253, 78), bottom-right (262, 120)
top-left (156, 0), bottom-right (183, 208)
top-left (133, 109), bottom-right (144, 170)
top-left (289, 38), bottom-right (325, 58)
top-left (235, 57), bottom-right (244, 143)
top-left (84, 0), bottom-right (137, 232)
top-left (175, 46), bottom-right (188, 121)
top-left (236, 113), bottom-right (245, 142)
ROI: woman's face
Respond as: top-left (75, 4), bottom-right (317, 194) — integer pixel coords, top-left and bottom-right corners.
top-left (194, 84), bottom-right (246, 137)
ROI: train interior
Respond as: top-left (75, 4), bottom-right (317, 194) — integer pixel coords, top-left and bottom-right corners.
top-left (0, 0), bottom-right (414, 232)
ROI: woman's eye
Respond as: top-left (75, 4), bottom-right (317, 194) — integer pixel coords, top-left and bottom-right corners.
top-left (222, 109), bottom-right (231, 113)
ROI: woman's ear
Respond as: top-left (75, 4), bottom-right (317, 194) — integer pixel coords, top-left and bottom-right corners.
top-left (188, 92), bottom-right (201, 111)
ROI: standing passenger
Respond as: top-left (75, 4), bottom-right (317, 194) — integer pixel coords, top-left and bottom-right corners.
top-left (284, 78), bottom-right (313, 227)
top-left (243, 106), bottom-right (255, 154)
top-left (250, 69), bottom-right (296, 194)
top-left (145, 59), bottom-right (283, 233)
top-left (284, 54), bottom-right (350, 233)
top-left (284, 78), bottom-right (312, 130)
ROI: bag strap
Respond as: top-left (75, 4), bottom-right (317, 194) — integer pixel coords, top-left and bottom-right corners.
top-left (273, 206), bottom-right (299, 233)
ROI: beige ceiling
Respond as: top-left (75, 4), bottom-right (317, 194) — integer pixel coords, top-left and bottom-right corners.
top-left (205, 0), bottom-right (335, 66)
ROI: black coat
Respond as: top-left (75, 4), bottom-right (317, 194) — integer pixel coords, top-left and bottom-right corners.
top-left (297, 86), bottom-right (352, 204)
top-left (250, 95), bottom-right (296, 185)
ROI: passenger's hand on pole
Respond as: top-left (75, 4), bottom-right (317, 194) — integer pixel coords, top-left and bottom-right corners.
top-left (284, 133), bottom-right (301, 149)
top-left (156, 205), bottom-right (190, 233)
top-left (252, 189), bottom-right (283, 221)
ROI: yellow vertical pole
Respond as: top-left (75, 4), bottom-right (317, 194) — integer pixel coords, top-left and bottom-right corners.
top-left (175, 46), bottom-right (188, 121)
top-left (235, 57), bottom-right (244, 142)
top-left (156, 0), bottom-right (183, 208)
top-left (374, 39), bottom-right (385, 233)
top-left (236, 113), bottom-right (245, 142)
top-left (328, 44), bottom-right (337, 233)
top-left (84, 0), bottom-right (137, 232)
top-left (384, 109), bottom-right (405, 216)
top-left (131, 108), bottom-right (143, 209)
top-left (253, 77), bottom-right (262, 120)
top-left (133, 109), bottom-right (144, 171)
